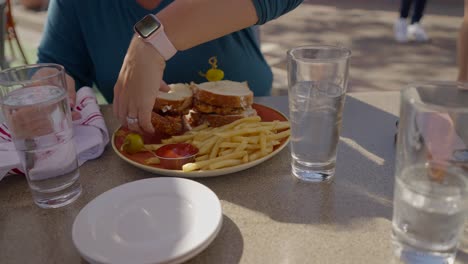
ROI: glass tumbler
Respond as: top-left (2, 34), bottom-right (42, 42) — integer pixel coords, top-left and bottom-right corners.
top-left (392, 82), bottom-right (468, 264)
top-left (287, 45), bottom-right (351, 182)
top-left (0, 64), bottom-right (81, 208)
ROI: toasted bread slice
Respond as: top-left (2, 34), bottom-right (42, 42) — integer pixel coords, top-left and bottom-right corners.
top-left (185, 108), bottom-right (257, 128)
top-left (204, 108), bottom-right (257, 127)
top-left (154, 83), bottom-right (193, 114)
top-left (192, 80), bottom-right (253, 109)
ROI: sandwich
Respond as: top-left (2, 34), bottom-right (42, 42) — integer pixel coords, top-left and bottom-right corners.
top-left (151, 83), bottom-right (193, 135)
top-left (188, 80), bottom-right (257, 127)
top-left (151, 80), bottom-right (258, 135)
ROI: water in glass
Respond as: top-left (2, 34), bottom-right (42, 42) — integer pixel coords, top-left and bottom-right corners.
top-left (392, 165), bottom-right (468, 264)
top-left (2, 85), bottom-right (81, 208)
top-left (289, 81), bottom-right (345, 182)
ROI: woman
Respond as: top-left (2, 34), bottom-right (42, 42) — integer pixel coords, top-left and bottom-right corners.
top-left (38, 0), bottom-right (303, 133)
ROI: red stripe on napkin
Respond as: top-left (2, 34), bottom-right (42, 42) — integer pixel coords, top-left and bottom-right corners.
top-left (0, 126), bottom-right (11, 139)
top-left (81, 113), bottom-right (103, 125)
top-left (83, 116), bottom-right (103, 126)
top-left (11, 168), bottom-right (23, 175)
top-left (79, 96), bottom-right (95, 107)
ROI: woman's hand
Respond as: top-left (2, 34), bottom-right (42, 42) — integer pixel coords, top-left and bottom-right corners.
top-left (32, 68), bottom-right (81, 121)
top-left (113, 36), bottom-right (166, 134)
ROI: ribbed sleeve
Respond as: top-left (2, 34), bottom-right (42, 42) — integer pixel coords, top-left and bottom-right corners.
top-left (251, 0), bottom-right (304, 25)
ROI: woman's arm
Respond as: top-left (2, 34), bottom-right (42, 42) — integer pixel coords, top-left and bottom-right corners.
top-left (114, 0), bottom-right (304, 133)
top-left (38, 0), bottom-right (93, 106)
top-left (458, 0), bottom-right (468, 81)
top-left (160, 0), bottom-right (303, 50)
top-left (159, 0), bottom-right (251, 51)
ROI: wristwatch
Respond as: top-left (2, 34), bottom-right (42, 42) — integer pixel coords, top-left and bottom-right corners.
top-left (134, 14), bottom-right (177, 61)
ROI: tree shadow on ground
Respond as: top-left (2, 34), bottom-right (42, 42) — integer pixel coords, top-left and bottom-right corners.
top-left (301, 0), bottom-right (463, 17)
top-left (198, 95), bottom-right (399, 231)
top-left (187, 216), bottom-right (244, 264)
top-left (262, 9), bottom-right (459, 92)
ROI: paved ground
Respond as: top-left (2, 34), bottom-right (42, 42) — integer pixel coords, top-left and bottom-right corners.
top-left (262, 0), bottom-right (464, 94)
top-left (9, 0), bottom-right (465, 96)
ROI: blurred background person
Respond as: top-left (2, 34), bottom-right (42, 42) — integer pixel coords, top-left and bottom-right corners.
top-left (458, 0), bottom-right (468, 83)
top-left (394, 0), bottom-right (429, 43)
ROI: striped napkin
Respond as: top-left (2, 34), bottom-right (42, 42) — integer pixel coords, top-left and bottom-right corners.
top-left (0, 87), bottom-right (109, 181)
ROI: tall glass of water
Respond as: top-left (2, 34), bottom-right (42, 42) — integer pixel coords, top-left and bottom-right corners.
top-left (0, 64), bottom-right (81, 208)
top-left (287, 45), bottom-right (351, 182)
top-left (392, 82), bottom-right (468, 264)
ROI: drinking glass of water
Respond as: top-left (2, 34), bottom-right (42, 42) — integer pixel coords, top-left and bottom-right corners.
top-left (392, 82), bottom-right (468, 264)
top-left (287, 45), bottom-right (351, 182)
top-left (0, 64), bottom-right (81, 208)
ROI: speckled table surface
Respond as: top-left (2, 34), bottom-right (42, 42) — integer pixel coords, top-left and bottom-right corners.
top-left (1, 92), bottom-right (466, 264)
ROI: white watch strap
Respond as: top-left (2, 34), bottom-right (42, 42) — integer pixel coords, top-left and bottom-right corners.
top-left (147, 27), bottom-right (177, 61)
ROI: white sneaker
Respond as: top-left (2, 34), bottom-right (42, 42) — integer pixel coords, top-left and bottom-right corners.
top-left (394, 18), bottom-right (408, 43)
top-left (408, 23), bottom-right (429, 42)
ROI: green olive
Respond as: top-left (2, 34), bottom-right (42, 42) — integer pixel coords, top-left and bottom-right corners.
top-left (205, 68), bottom-right (224, 82)
top-left (121, 133), bottom-right (144, 154)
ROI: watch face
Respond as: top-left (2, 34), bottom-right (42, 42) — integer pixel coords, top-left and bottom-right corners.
top-left (135, 15), bottom-right (161, 39)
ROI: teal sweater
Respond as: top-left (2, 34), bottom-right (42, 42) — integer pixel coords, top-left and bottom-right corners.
top-left (38, 0), bottom-right (303, 102)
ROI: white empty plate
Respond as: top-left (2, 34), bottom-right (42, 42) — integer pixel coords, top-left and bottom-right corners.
top-left (72, 178), bottom-right (223, 264)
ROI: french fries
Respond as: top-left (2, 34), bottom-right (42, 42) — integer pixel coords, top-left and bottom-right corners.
top-left (142, 116), bottom-right (290, 171)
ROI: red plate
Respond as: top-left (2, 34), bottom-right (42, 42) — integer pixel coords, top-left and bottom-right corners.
top-left (112, 103), bottom-right (290, 177)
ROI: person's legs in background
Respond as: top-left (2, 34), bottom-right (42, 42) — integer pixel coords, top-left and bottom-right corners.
top-left (400, 0), bottom-right (412, 18)
top-left (408, 0), bottom-right (429, 42)
top-left (457, 0), bottom-right (468, 82)
top-left (394, 0), bottom-right (413, 42)
top-left (411, 0), bottom-right (427, 23)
